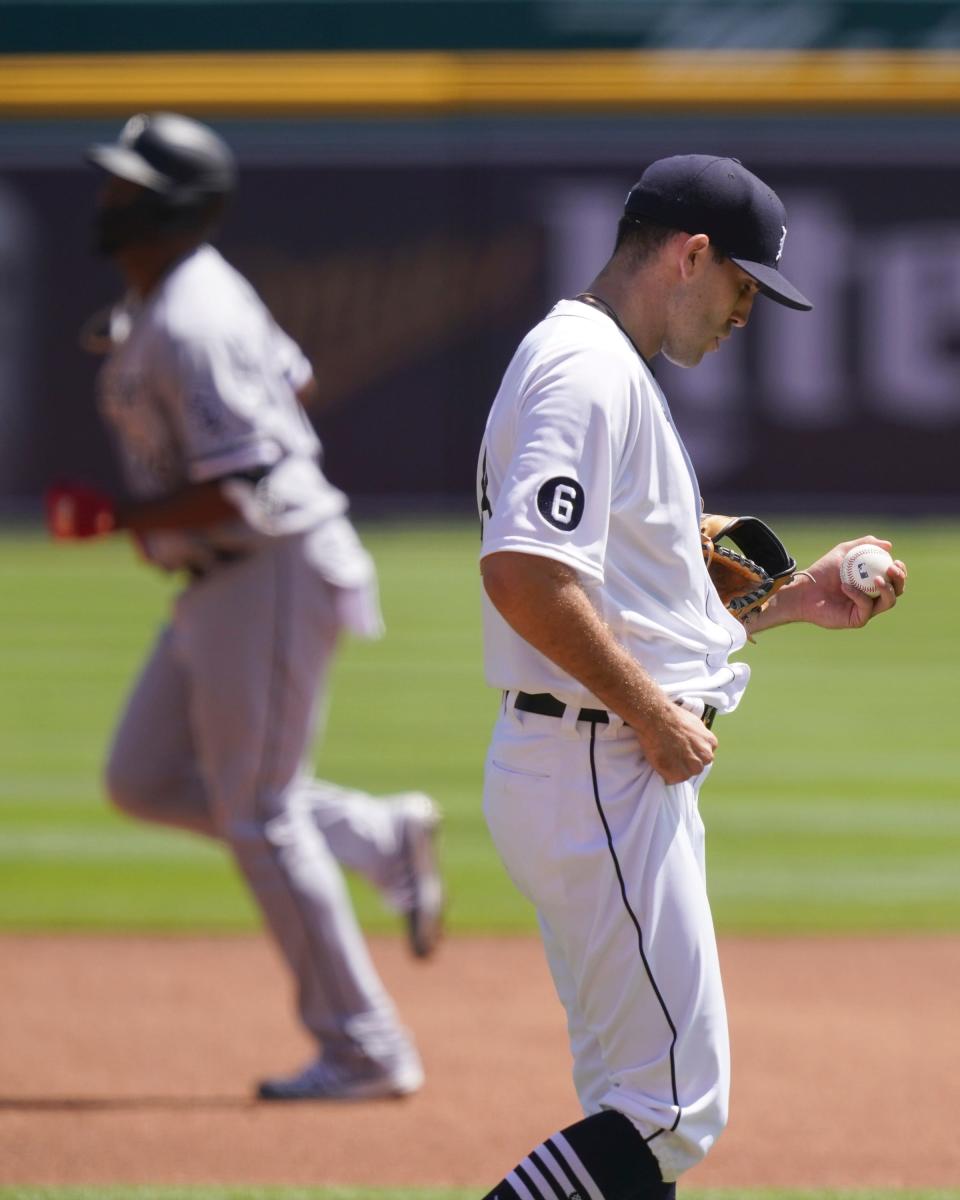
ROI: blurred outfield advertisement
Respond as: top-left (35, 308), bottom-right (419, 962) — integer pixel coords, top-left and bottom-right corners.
top-left (1, 112), bottom-right (958, 514)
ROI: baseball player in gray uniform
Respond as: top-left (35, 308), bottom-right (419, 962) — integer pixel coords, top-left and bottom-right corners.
top-left (46, 112), bottom-right (443, 1102)
top-left (476, 156), bottom-right (906, 1198)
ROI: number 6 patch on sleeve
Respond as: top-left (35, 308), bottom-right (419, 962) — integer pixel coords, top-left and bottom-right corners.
top-left (536, 476), bottom-right (585, 531)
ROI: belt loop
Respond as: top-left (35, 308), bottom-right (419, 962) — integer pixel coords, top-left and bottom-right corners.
top-left (675, 697), bottom-right (718, 729)
top-left (504, 689), bottom-right (523, 727)
top-left (559, 701), bottom-right (580, 737)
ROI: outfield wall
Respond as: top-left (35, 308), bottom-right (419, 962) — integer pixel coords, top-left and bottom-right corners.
top-left (2, 111), bottom-right (959, 514)
top-left (1, 18), bottom-right (958, 514)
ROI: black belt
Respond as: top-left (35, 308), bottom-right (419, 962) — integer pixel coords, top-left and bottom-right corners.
top-left (187, 549), bottom-right (249, 581)
top-left (513, 691), bottom-right (717, 730)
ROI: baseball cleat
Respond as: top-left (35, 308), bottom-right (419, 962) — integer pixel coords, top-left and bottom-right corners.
top-left (391, 792), bottom-right (445, 959)
top-left (256, 1053), bottom-right (424, 1102)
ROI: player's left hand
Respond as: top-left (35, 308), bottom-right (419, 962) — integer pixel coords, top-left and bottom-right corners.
top-left (792, 535), bottom-right (906, 630)
top-left (44, 481), bottom-right (117, 539)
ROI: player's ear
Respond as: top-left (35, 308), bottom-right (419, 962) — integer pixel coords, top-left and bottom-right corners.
top-left (678, 233), bottom-right (711, 281)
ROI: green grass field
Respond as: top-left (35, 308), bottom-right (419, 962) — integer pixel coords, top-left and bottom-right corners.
top-left (2, 519), bottom-right (959, 1200)
top-left (1, 517), bottom-right (958, 936)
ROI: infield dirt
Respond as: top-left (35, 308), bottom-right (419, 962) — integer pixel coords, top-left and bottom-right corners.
top-left (1, 934), bottom-right (958, 1191)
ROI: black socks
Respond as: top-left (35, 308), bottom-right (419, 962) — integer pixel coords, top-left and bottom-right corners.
top-left (482, 1109), bottom-right (676, 1200)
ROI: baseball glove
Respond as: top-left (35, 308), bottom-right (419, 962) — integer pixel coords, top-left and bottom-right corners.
top-left (44, 482), bottom-right (117, 539)
top-left (701, 513), bottom-right (796, 620)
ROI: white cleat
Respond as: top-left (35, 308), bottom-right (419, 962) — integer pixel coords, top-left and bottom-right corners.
top-left (257, 1053), bottom-right (424, 1102)
top-left (390, 792), bottom-right (445, 959)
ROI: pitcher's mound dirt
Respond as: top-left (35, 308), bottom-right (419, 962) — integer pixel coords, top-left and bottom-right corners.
top-left (1, 934), bottom-right (958, 1190)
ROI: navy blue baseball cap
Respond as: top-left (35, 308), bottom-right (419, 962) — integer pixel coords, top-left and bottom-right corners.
top-left (624, 155), bottom-right (812, 311)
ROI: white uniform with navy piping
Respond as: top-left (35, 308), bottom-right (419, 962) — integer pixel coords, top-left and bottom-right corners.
top-left (478, 297), bottom-right (749, 1181)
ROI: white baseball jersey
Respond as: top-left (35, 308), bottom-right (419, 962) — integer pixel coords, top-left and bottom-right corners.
top-left (97, 244), bottom-right (351, 575)
top-left (478, 298), bottom-right (750, 715)
top-left (479, 296), bottom-right (748, 1182)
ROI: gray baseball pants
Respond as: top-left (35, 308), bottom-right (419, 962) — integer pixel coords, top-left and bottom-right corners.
top-left (105, 530), bottom-right (415, 1073)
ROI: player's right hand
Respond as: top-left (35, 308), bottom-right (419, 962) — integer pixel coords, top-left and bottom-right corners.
top-left (634, 702), bottom-right (718, 784)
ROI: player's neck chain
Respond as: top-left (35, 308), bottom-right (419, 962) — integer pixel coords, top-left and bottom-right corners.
top-left (573, 292), bottom-right (653, 371)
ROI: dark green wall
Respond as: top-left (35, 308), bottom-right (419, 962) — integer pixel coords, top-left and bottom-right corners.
top-left (2, 0), bottom-right (959, 54)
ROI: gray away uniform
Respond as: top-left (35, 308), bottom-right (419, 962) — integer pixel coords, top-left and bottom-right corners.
top-left (99, 243), bottom-right (425, 1087)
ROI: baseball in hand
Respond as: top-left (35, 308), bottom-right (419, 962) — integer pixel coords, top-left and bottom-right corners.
top-left (840, 544), bottom-right (894, 597)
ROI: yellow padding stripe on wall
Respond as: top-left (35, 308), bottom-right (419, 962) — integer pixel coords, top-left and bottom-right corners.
top-left (3, 49), bottom-right (960, 115)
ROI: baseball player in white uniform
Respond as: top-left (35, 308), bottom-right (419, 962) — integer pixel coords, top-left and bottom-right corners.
top-left (46, 112), bottom-right (443, 1102)
top-left (476, 156), bottom-right (906, 1198)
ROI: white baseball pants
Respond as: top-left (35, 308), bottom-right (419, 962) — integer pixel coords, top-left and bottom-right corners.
top-left (483, 698), bottom-right (729, 1183)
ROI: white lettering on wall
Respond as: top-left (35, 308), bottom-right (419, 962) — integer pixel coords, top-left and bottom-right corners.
top-left (759, 193), bottom-right (852, 426)
top-left (863, 227), bottom-right (960, 425)
top-left (543, 175), bottom-right (960, 489)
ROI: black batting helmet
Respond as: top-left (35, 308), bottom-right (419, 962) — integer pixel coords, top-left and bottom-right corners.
top-left (87, 112), bottom-right (237, 253)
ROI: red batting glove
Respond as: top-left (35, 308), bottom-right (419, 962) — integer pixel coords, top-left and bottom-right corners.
top-left (44, 482), bottom-right (117, 539)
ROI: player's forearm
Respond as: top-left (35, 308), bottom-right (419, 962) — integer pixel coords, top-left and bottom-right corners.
top-left (116, 480), bottom-right (239, 533)
top-left (742, 575), bottom-right (811, 634)
top-left (480, 550), bottom-right (675, 729)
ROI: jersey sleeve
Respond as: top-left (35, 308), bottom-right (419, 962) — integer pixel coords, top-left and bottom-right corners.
top-left (274, 324), bottom-right (315, 393)
top-left (481, 342), bottom-right (631, 583)
top-left (158, 331), bottom-right (287, 483)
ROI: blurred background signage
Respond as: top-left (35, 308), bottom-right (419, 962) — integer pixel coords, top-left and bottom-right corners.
top-left (1, 0), bottom-right (958, 512)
